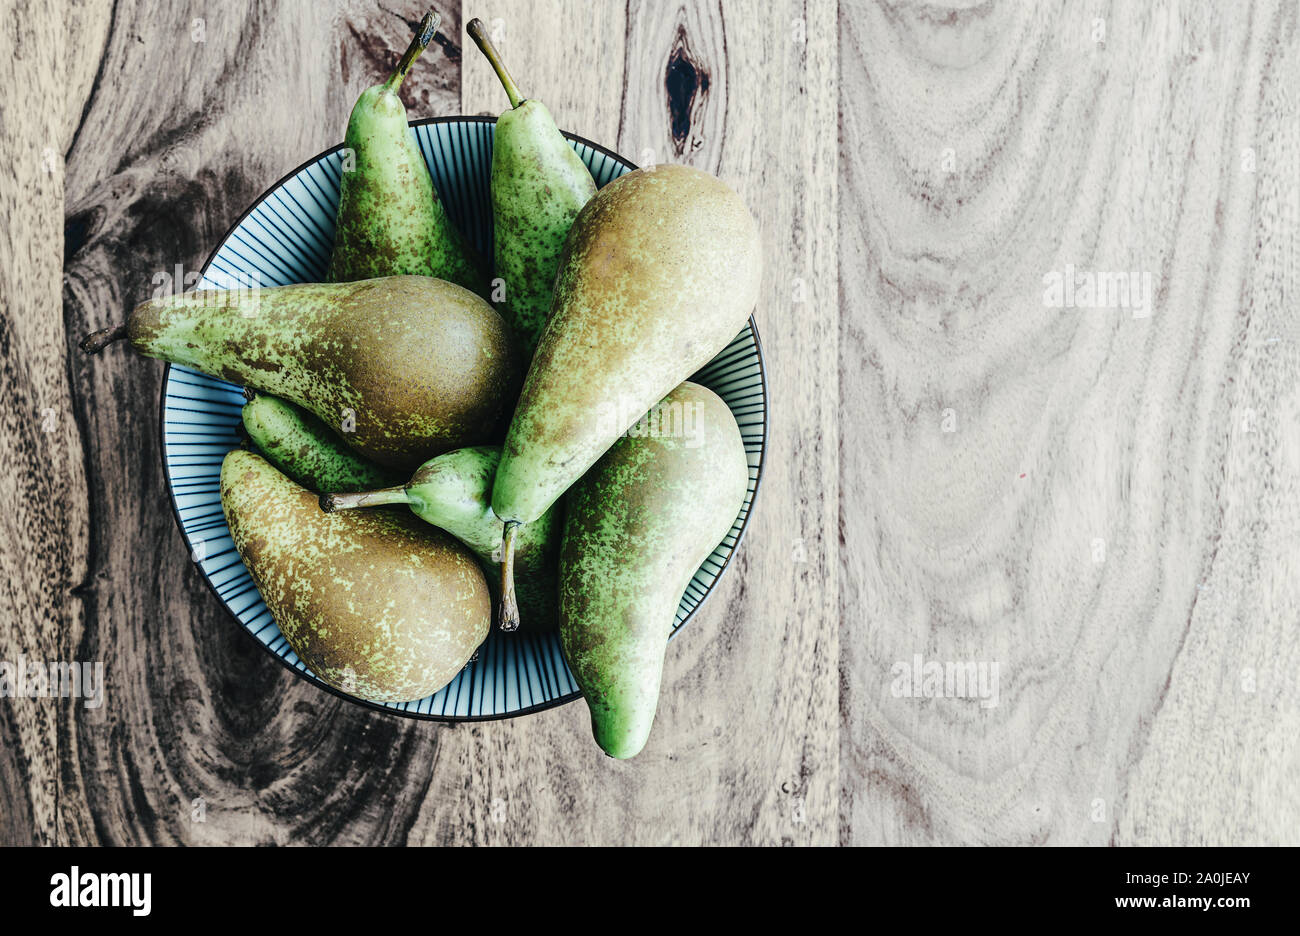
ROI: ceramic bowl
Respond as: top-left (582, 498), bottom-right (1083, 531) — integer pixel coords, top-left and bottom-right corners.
top-left (161, 117), bottom-right (768, 720)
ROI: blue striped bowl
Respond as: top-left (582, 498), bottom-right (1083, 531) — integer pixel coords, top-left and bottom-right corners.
top-left (164, 117), bottom-right (768, 720)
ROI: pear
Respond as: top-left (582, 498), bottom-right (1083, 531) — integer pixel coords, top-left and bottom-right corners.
top-left (320, 446), bottom-right (559, 630)
top-left (466, 18), bottom-right (596, 360)
top-left (558, 382), bottom-right (748, 758)
top-left (220, 450), bottom-right (490, 703)
top-left (328, 10), bottom-right (485, 292)
top-left (241, 392), bottom-right (401, 493)
top-left (491, 164), bottom-right (761, 626)
top-left (81, 275), bottom-right (519, 470)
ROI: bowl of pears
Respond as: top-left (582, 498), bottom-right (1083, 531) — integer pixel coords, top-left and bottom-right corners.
top-left (81, 11), bottom-right (767, 759)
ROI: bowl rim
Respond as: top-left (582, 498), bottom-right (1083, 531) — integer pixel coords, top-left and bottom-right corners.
top-left (159, 115), bottom-right (770, 723)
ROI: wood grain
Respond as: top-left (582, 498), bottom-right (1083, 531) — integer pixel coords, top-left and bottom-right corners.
top-left (0, 0), bottom-right (103, 846)
top-left (838, 0), bottom-right (1299, 845)
top-left (3, 0), bottom-right (1294, 847)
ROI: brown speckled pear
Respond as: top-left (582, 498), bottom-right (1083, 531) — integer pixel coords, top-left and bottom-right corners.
top-left (81, 275), bottom-right (519, 470)
top-left (489, 164), bottom-right (760, 628)
top-left (220, 450), bottom-right (490, 703)
top-left (492, 165), bottom-right (760, 526)
top-left (558, 382), bottom-right (749, 758)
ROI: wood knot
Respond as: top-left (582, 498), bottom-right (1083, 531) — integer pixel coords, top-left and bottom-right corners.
top-left (664, 25), bottom-right (711, 155)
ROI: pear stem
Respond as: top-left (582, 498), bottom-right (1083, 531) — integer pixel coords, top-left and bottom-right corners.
top-left (319, 486), bottom-right (410, 513)
top-left (466, 18), bottom-right (524, 109)
top-left (498, 520), bottom-right (521, 631)
top-left (80, 323), bottom-right (127, 355)
top-left (384, 9), bottom-right (441, 93)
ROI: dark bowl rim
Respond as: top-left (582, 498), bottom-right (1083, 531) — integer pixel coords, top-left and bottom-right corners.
top-left (158, 114), bottom-right (770, 723)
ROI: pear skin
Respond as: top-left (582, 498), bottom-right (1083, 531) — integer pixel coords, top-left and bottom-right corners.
top-left (83, 275), bottom-right (519, 470)
top-left (466, 19), bottom-right (596, 359)
top-left (492, 164), bottom-right (761, 528)
top-left (558, 382), bottom-right (749, 758)
top-left (221, 450), bottom-right (490, 703)
top-left (328, 11), bottom-right (486, 293)
top-left (320, 446), bottom-right (560, 630)
top-left (241, 393), bottom-right (401, 493)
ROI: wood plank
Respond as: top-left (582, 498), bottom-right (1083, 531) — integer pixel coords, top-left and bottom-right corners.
top-left (56, 0), bottom-right (467, 845)
top-left (838, 0), bottom-right (1300, 845)
top-left (451, 0), bottom-right (839, 844)
top-left (0, 0), bottom-right (103, 846)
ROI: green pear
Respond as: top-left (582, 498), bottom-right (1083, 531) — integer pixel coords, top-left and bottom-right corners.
top-left (319, 446), bottom-right (559, 630)
top-left (220, 450), bottom-right (490, 703)
top-left (241, 392), bottom-right (401, 493)
top-left (559, 382), bottom-right (748, 758)
top-left (466, 18), bottom-right (596, 360)
top-left (491, 164), bottom-right (761, 626)
top-left (328, 10), bottom-right (485, 292)
top-left (81, 275), bottom-right (519, 470)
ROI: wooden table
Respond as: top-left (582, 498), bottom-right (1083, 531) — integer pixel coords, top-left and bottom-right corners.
top-left (0, 0), bottom-right (1293, 846)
